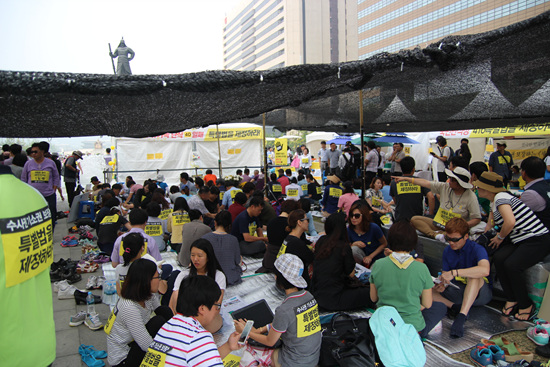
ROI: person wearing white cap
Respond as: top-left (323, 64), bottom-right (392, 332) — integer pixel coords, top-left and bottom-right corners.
top-left (234, 254), bottom-right (322, 367)
top-left (395, 167), bottom-right (481, 241)
top-left (155, 174), bottom-right (168, 194)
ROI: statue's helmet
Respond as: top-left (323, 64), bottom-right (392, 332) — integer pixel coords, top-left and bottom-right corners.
top-left (118, 38), bottom-right (126, 47)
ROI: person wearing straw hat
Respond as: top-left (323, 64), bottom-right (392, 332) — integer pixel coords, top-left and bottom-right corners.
top-left (234, 253), bottom-right (322, 367)
top-left (474, 171), bottom-right (550, 321)
top-left (396, 167), bottom-right (481, 240)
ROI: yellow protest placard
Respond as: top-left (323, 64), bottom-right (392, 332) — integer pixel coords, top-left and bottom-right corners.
top-left (30, 170), bottom-right (50, 183)
top-left (100, 214), bottom-right (119, 224)
top-left (295, 301), bottom-right (321, 338)
top-left (396, 181), bottom-right (421, 195)
top-left (433, 208), bottom-right (461, 227)
top-left (329, 187), bottom-right (342, 197)
top-left (1, 207), bottom-right (54, 287)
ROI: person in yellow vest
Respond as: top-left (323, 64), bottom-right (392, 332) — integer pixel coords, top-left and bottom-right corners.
top-left (0, 165), bottom-right (56, 366)
top-left (20, 141), bottom-right (60, 229)
top-left (399, 167), bottom-right (481, 242)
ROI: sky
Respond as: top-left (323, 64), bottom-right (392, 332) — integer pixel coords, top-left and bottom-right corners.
top-left (0, 0), bottom-right (242, 149)
top-left (0, 0), bottom-right (242, 74)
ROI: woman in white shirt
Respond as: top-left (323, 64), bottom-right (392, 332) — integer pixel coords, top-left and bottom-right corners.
top-left (107, 259), bottom-right (173, 367)
top-left (169, 238), bottom-right (226, 333)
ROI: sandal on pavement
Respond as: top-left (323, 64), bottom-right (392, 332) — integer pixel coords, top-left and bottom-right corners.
top-left (79, 344), bottom-right (107, 359)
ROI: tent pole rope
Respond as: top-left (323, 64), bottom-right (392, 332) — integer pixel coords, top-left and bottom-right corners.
top-left (216, 123), bottom-right (222, 178)
top-left (359, 89), bottom-right (365, 199)
top-left (263, 113), bottom-right (267, 190)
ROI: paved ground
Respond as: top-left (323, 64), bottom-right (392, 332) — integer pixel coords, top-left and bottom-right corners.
top-left (52, 203), bottom-right (112, 367)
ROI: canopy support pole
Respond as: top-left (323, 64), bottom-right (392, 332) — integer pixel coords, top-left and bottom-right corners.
top-left (216, 124), bottom-right (222, 178)
top-left (263, 113), bottom-right (268, 190)
top-left (359, 89), bottom-right (365, 199)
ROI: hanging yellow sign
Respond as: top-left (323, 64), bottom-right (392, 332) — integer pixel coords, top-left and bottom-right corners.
top-left (274, 138), bottom-right (288, 166)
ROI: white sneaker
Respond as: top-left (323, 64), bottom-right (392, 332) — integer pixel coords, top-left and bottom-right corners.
top-left (53, 280), bottom-right (69, 293)
top-left (58, 283), bottom-right (78, 300)
top-left (435, 234), bottom-right (446, 243)
top-left (86, 275), bottom-right (97, 290)
top-left (85, 313), bottom-right (104, 331)
top-left (69, 311), bottom-right (87, 326)
top-left (95, 276), bottom-right (106, 290)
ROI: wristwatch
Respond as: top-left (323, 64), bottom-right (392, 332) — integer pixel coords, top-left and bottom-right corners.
top-left (497, 233), bottom-right (505, 240)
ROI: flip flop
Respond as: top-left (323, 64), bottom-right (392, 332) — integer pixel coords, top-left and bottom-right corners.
top-left (480, 338), bottom-right (534, 362)
top-left (514, 305), bottom-right (537, 322)
top-left (79, 344), bottom-right (107, 359)
top-left (502, 304), bottom-right (519, 317)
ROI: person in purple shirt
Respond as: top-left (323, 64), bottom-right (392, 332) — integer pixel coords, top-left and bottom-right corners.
top-left (241, 168), bottom-right (252, 183)
top-left (21, 141), bottom-right (60, 229)
top-left (110, 208), bottom-right (162, 267)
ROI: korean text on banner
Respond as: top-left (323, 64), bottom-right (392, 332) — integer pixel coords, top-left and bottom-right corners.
top-left (274, 138), bottom-right (288, 166)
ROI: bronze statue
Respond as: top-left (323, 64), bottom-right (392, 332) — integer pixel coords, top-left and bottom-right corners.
top-left (109, 38), bottom-right (135, 75)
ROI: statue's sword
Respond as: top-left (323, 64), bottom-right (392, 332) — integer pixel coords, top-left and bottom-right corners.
top-left (108, 43), bottom-right (116, 75)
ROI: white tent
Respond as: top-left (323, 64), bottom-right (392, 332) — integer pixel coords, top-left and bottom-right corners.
top-left (306, 131), bottom-right (337, 158)
top-left (115, 123), bottom-right (264, 186)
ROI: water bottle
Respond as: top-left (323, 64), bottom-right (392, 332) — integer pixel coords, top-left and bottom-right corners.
top-left (87, 292), bottom-right (96, 315)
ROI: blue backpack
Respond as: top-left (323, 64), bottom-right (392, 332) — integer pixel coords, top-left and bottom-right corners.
top-left (369, 306), bottom-right (426, 367)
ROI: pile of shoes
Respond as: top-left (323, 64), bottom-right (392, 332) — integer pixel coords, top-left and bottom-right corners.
top-left (50, 258), bottom-right (81, 283)
top-left (61, 235), bottom-right (78, 247)
top-left (474, 335), bottom-right (550, 366)
top-left (78, 344), bottom-right (107, 367)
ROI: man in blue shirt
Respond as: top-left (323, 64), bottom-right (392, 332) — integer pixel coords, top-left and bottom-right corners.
top-left (431, 217), bottom-right (491, 338)
top-left (231, 196), bottom-right (268, 257)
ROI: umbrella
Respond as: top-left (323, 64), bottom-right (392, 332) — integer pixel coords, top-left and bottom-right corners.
top-left (374, 133), bottom-right (420, 145)
top-left (328, 136), bottom-right (351, 145)
top-left (351, 134), bottom-right (392, 146)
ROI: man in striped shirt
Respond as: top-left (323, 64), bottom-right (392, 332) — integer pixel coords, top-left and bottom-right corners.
top-left (143, 276), bottom-right (240, 366)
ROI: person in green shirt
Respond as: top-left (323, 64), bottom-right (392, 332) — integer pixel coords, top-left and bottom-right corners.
top-left (0, 165), bottom-right (56, 366)
top-left (370, 220), bottom-right (446, 337)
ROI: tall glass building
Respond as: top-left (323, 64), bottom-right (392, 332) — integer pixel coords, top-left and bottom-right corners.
top-left (358, 0), bottom-right (550, 60)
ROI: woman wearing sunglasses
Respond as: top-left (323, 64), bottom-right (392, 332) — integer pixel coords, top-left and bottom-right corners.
top-left (107, 259), bottom-right (173, 367)
top-left (347, 200), bottom-right (387, 267)
top-left (276, 209), bottom-right (315, 287)
top-left (312, 212), bottom-right (374, 311)
top-left (475, 172), bottom-right (550, 321)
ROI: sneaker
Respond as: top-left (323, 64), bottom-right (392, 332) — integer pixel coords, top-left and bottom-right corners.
top-left (435, 233), bottom-right (446, 243)
top-left (527, 325), bottom-right (549, 346)
top-left (85, 313), bottom-right (104, 331)
top-left (470, 345), bottom-right (493, 367)
top-left (69, 311), bottom-right (87, 326)
top-left (58, 283), bottom-right (78, 300)
top-left (53, 279), bottom-right (69, 293)
top-left (535, 319), bottom-right (550, 333)
top-left (86, 276), bottom-right (97, 290)
top-left (95, 276), bottom-right (106, 290)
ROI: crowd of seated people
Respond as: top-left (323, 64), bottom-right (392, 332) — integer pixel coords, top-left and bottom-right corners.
top-left (23, 137), bottom-right (550, 365)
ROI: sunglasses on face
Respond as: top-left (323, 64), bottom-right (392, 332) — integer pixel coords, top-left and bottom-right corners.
top-left (299, 218), bottom-right (308, 222)
top-left (350, 213), bottom-right (362, 219)
top-left (445, 235), bottom-right (464, 243)
top-left (31, 150), bottom-right (39, 154)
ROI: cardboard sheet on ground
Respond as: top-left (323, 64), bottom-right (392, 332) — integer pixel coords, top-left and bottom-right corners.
top-left (425, 305), bottom-right (531, 354)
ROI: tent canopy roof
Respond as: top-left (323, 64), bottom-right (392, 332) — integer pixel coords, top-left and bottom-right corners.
top-left (1, 11), bottom-right (549, 138)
